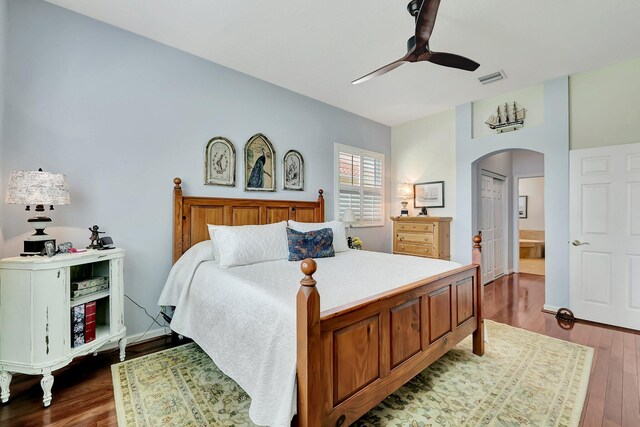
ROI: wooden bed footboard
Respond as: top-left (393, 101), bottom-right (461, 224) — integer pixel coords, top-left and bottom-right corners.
top-left (170, 178), bottom-right (483, 426)
top-left (297, 235), bottom-right (484, 427)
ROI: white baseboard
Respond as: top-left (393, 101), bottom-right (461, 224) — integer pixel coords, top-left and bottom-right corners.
top-left (100, 327), bottom-right (172, 353)
top-left (543, 304), bottom-right (561, 313)
top-left (507, 269), bottom-right (514, 275)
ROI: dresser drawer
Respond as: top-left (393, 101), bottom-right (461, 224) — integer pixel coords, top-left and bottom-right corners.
top-left (397, 233), bottom-right (434, 244)
top-left (397, 222), bottom-right (434, 233)
top-left (396, 244), bottom-right (436, 257)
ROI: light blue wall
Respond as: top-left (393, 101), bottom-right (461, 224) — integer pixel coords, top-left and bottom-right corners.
top-left (1, 0), bottom-right (391, 336)
top-left (455, 77), bottom-right (570, 309)
top-left (0, 0), bottom-right (7, 255)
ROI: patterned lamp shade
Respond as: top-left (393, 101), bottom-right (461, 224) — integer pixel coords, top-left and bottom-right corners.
top-left (5, 170), bottom-right (70, 206)
top-left (398, 183), bottom-right (413, 199)
top-left (342, 208), bottom-right (357, 224)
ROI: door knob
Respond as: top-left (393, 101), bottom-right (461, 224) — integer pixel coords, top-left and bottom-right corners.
top-left (571, 240), bottom-right (589, 246)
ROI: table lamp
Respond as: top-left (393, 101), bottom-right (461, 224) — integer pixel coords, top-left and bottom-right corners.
top-left (342, 208), bottom-right (357, 248)
top-left (399, 183), bottom-right (413, 216)
top-left (5, 168), bottom-right (70, 254)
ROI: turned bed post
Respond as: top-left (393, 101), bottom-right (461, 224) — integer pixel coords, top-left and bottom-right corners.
top-left (471, 233), bottom-right (484, 356)
top-left (297, 259), bottom-right (323, 427)
top-left (173, 178), bottom-right (184, 265)
top-left (317, 189), bottom-right (325, 222)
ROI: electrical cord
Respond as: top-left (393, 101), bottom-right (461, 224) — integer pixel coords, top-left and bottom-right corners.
top-left (125, 294), bottom-right (165, 328)
top-left (127, 312), bottom-right (164, 346)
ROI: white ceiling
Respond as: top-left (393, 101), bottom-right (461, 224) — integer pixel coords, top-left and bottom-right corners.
top-left (45, 0), bottom-right (640, 126)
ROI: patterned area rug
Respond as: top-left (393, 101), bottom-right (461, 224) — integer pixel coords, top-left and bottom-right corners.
top-left (112, 321), bottom-right (593, 426)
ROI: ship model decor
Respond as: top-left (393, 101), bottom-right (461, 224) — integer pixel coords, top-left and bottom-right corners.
top-left (485, 101), bottom-right (526, 133)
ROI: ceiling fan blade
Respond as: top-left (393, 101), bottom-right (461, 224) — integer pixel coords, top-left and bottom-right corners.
top-left (351, 58), bottom-right (410, 85)
top-left (428, 52), bottom-right (480, 71)
top-left (415, 0), bottom-right (441, 52)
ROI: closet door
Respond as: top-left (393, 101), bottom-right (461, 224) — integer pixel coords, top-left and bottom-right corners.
top-left (493, 179), bottom-right (506, 278)
top-left (480, 173), bottom-right (506, 284)
top-left (481, 175), bottom-right (495, 284)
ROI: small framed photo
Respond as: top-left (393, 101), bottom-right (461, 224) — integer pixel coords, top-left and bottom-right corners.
top-left (518, 195), bottom-right (528, 218)
top-left (414, 181), bottom-right (445, 208)
top-left (205, 136), bottom-right (236, 186)
top-left (44, 240), bottom-right (56, 257)
top-left (283, 150), bottom-right (304, 191)
top-left (58, 242), bottom-right (73, 253)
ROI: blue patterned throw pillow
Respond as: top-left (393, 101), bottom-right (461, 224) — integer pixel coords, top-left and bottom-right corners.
top-left (287, 227), bottom-right (335, 261)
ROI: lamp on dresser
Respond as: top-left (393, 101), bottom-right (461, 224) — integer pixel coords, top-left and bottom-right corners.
top-left (342, 208), bottom-right (357, 248)
top-left (5, 168), bottom-right (70, 255)
top-left (398, 182), bottom-right (413, 216)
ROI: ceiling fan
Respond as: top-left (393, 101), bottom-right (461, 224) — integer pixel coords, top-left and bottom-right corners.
top-left (352, 0), bottom-right (480, 85)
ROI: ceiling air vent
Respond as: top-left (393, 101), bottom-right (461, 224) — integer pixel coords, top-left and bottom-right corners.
top-left (478, 70), bottom-right (507, 85)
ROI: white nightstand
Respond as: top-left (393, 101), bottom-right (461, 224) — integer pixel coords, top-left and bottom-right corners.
top-left (0, 249), bottom-right (126, 407)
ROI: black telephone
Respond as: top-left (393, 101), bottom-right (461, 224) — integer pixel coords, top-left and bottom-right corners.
top-left (98, 236), bottom-right (115, 250)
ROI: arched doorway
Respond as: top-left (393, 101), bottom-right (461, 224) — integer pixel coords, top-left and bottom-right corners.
top-left (471, 149), bottom-right (544, 284)
top-left (455, 78), bottom-right (569, 311)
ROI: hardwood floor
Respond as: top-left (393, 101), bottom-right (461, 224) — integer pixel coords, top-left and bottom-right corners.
top-left (1, 273), bottom-right (638, 426)
top-left (519, 257), bottom-right (546, 275)
top-left (485, 273), bottom-right (640, 427)
top-left (0, 335), bottom-right (185, 427)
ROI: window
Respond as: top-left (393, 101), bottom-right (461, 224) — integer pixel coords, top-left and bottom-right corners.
top-left (334, 143), bottom-right (385, 227)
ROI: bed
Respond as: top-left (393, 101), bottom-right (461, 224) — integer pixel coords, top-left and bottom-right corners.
top-left (163, 178), bottom-right (484, 426)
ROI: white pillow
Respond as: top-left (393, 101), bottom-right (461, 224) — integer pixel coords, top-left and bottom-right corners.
top-left (207, 224), bottom-right (224, 260)
top-left (287, 220), bottom-right (349, 252)
top-left (210, 221), bottom-right (289, 268)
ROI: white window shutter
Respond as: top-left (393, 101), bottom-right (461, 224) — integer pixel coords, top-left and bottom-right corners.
top-left (335, 145), bottom-right (384, 227)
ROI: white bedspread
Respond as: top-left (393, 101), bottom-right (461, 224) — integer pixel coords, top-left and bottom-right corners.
top-left (159, 249), bottom-right (461, 426)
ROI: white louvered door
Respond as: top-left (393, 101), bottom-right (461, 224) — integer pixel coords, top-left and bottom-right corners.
top-left (570, 142), bottom-right (640, 330)
top-left (493, 179), bottom-right (506, 278)
top-left (480, 173), bottom-right (506, 284)
top-left (481, 175), bottom-right (495, 284)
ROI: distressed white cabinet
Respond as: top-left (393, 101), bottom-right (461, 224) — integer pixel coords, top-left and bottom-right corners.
top-left (0, 249), bottom-right (126, 406)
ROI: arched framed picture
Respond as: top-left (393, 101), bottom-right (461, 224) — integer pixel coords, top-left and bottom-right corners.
top-left (205, 136), bottom-right (236, 186)
top-left (244, 133), bottom-right (276, 191)
top-left (283, 150), bottom-right (304, 191)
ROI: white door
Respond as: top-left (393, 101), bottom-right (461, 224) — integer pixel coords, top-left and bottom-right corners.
top-left (493, 179), bottom-right (506, 277)
top-left (570, 143), bottom-right (640, 330)
top-left (480, 173), bottom-right (506, 284)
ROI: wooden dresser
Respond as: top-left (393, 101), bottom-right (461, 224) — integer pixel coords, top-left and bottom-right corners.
top-left (391, 216), bottom-right (452, 260)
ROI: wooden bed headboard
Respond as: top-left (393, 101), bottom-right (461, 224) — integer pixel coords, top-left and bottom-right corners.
top-left (172, 177), bottom-right (325, 263)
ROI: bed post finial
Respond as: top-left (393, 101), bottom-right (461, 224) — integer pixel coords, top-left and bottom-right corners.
top-left (473, 232), bottom-right (482, 250)
top-left (174, 177), bottom-right (182, 189)
top-left (297, 258), bottom-right (322, 425)
top-left (300, 259), bottom-right (317, 287)
top-left (472, 232), bottom-right (484, 356)
top-left (317, 189), bottom-right (325, 222)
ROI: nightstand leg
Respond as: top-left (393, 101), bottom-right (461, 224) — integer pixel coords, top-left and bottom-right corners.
top-left (118, 337), bottom-right (127, 362)
top-left (41, 371), bottom-right (54, 407)
top-left (0, 371), bottom-right (11, 403)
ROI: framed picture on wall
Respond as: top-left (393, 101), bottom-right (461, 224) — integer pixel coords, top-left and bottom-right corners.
top-left (283, 150), bottom-right (304, 191)
top-left (518, 195), bottom-right (528, 218)
top-left (414, 181), bottom-right (445, 208)
top-left (244, 133), bottom-right (276, 192)
top-left (204, 136), bottom-right (236, 186)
